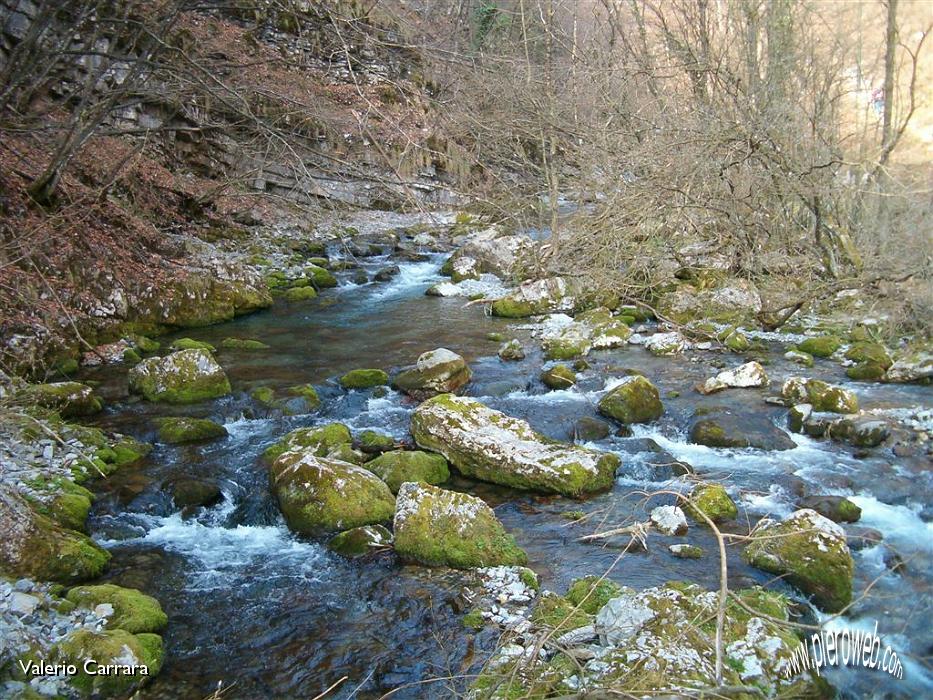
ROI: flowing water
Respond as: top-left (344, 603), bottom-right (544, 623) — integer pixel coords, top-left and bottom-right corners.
top-left (79, 248), bottom-right (932, 699)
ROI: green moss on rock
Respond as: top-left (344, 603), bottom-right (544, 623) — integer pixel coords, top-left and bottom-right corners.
top-left (169, 338), bottom-right (216, 352)
top-left (220, 337), bottom-right (270, 351)
top-left (49, 629), bottom-right (162, 696)
top-left (782, 377), bottom-right (858, 413)
top-left (540, 365), bottom-right (576, 390)
top-left (410, 395), bottom-right (619, 497)
top-left (744, 509), bottom-right (853, 612)
top-left (358, 430), bottom-right (395, 454)
top-left (798, 335), bottom-right (843, 358)
top-left (597, 376), bottom-right (663, 424)
top-left (305, 264), bottom-right (338, 288)
top-left (269, 451), bottom-right (395, 534)
top-left (128, 349), bottom-right (231, 404)
top-left (328, 524), bottom-right (392, 557)
top-left (66, 584), bottom-right (167, 633)
top-left (284, 286), bottom-right (317, 302)
top-left (565, 575), bottom-right (623, 614)
top-left (262, 423), bottom-right (352, 463)
top-left (339, 368), bottom-right (389, 389)
top-left (365, 450), bottom-right (450, 493)
top-left (21, 382), bottom-right (103, 418)
top-left (393, 482), bottom-right (526, 568)
top-left (155, 417), bottom-right (228, 444)
top-left (681, 483), bottom-right (738, 524)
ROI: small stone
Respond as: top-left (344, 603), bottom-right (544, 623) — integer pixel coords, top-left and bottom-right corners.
top-left (649, 505), bottom-right (688, 535)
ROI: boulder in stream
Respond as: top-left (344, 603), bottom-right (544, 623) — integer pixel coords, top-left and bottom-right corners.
top-left (744, 508), bottom-right (854, 612)
top-left (798, 495), bottom-right (861, 523)
top-left (491, 277), bottom-right (574, 318)
top-left (393, 482), bottom-right (526, 568)
top-left (128, 349), bottom-right (231, 404)
top-left (781, 377), bottom-right (858, 413)
top-left (48, 628), bottom-right (164, 696)
top-left (392, 348), bottom-right (471, 397)
top-left (680, 482), bottom-right (737, 524)
top-left (65, 584), bottom-right (168, 634)
top-left (884, 351), bottom-right (932, 383)
top-left (410, 395), bottom-right (619, 496)
top-left (365, 450), bottom-right (450, 493)
top-left (328, 524), bottom-right (393, 557)
top-left (155, 417), bottom-right (227, 444)
top-left (598, 376), bottom-right (664, 424)
top-left (268, 451), bottom-right (395, 534)
top-left (689, 408), bottom-right (796, 450)
top-left (696, 361), bottom-right (769, 394)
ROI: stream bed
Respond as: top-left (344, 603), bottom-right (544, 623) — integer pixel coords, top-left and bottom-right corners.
top-left (78, 248), bottom-right (932, 699)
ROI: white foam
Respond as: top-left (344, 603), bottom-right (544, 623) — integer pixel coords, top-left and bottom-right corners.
top-left (848, 495), bottom-right (933, 550)
top-left (367, 260), bottom-right (442, 301)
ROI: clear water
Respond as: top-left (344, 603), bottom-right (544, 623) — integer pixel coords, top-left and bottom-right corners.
top-left (80, 254), bottom-right (933, 699)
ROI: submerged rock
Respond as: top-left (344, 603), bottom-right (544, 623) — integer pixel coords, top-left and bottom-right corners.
top-left (393, 348), bottom-right (471, 397)
top-left (410, 395), bottom-right (619, 496)
top-left (155, 417), bottom-right (227, 444)
top-left (689, 408), bottom-right (796, 450)
top-left (597, 376), bottom-right (663, 425)
top-left (268, 451), bottom-right (395, 534)
top-left (781, 377), bottom-right (858, 414)
top-left (21, 382), bottom-right (103, 418)
top-left (219, 337), bottom-right (270, 351)
top-left (128, 349), bottom-right (231, 404)
top-left (696, 361), bottom-right (769, 394)
top-left (393, 482), bottom-right (526, 568)
top-left (365, 450), bottom-right (449, 493)
top-left (571, 416), bottom-right (611, 442)
top-left (328, 524), bottom-right (393, 557)
top-left (744, 509), bottom-right (854, 612)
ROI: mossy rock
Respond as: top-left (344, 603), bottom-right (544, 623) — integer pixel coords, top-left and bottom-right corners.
top-left (597, 376), bottom-right (663, 424)
top-left (393, 482), bottom-right (526, 568)
top-left (490, 298), bottom-right (536, 318)
top-left (128, 349), bottom-right (231, 404)
top-left (66, 584), bottom-right (167, 634)
top-left (123, 348), bottom-right (142, 364)
top-left (0, 493), bottom-right (110, 584)
top-left (844, 342), bottom-right (892, 368)
top-left (781, 377), bottom-right (858, 413)
top-left (328, 524), bottom-right (393, 557)
top-left (21, 382), bottom-right (103, 418)
top-left (411, 395), bottom-right (619, 497)
top-left (220, 337), bottom-right (270, 351)
top-left (462, 608), bottom-right (486, 630)
top-left (48, 629), bottom-right (162, 696)
top-left (365, 450), bottom-right (450, 493)
top-left (689, 409), bottom-right (796, 450)
top-left (744, 509), bottom-right (853, 612)
top-left (617, 305), bottom-right (653, 322)
top-left (133, 336), bottom-right (160, 353)
top-left (530, 591), bottom-right (593, 635)
top-left (542, 326), bottom-right (591, 360)
top-left (43, 481), bottom-right (95, 532)
top-left (540, 364), bottom-right (576, 390)
top-left (669, 544), bottom-right (704, 559)
top-left (784, 349), bottom-right (814, 367)
top-left (339, 368), bottom-right (389, 389)
top-left (393, 348), bottom-right (472, 396)
top-left (798, 335), bottom-right (842, 358)
top-left (565, 575), bottom-right (623, 614)
top-left (262, 423), bottom-right (352, 463)
top-left (305, 264), bottom-right (338, 288)
top-left (799, 495), bottom-right (861, 523)
top-left (497, 339), bottom-right (525, 361)
top-left (680, 483), bottom-right (738, 524)
top-left (718, 326), bottom-right (750, 352)
top-left (251, 386), bottom-right (276, 405)
top-left (846, 362), bottom-right (886, 381)
top-left (169, 338), bottom-right (216, 352)
top-left (166, 477), bottom-right (222, 509)
top-left (155, 417), bottom-right (227, 444)
top-left (269, 451), bottom-right (395, 534)
top-left (358, 430), bottom-right (395, 454)
top-left (286, 384), bottom-right (321, 412)
top-left (571, 417), bottom-right (611, 442)
top-left (284, 286), bottom-right (318, 302)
